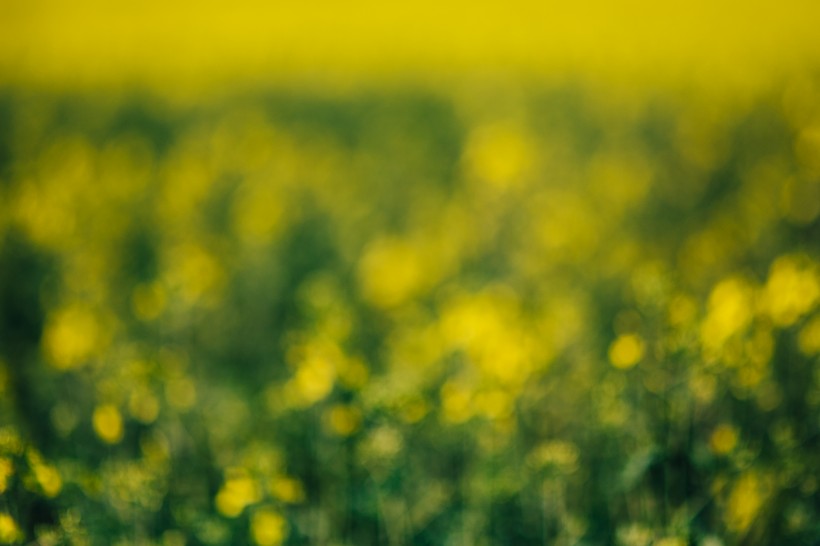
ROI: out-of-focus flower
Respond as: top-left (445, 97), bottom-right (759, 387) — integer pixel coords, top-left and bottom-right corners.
top-left (0, 513), bottom-right (23, 544)
top-left (42, 305), bottom-right (102, 370)
top-left (760, 255), bottom-right (819, 327)
top-left (215, 468), bottom-right (261, 518)
top-left (701, 277), bottom-right (754, 352)
top-left (250, 507), bottom-right (288, 546)
top-left (92, 405), bottom-right (124, 444)
top-left (609, 334), bottom-right (645, 369)
top-left (725, 472), bottom-right (773, 534)
top-left (710, 423), bottom-right (739, 455)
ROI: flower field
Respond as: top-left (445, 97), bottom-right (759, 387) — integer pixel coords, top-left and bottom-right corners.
top-left (1, 2), bottom-right (820, 544)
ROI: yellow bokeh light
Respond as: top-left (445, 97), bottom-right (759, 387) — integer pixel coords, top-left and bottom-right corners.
top-left (92, 404), bottom-right (124, 444)
top-left (26, 450), bottom-right (63, 498)
top-left (439, 288), bottom-right (534, 385)
top-left (0, 513), bottom-right (23, 544)
top-left (42, 305), bottom-right (101, 370)
top-left (701, 277), bottom-right (753, 351)
top-left (325, 405), bottom-right (362, 437)
top-left (725, 472), bottom-right (772, 534)
top-left (215, 468), bottom-right (261, 518)
top-left (709, 423), bottom-right (739, 455)
top-left (250, 507), bottom-right (288, 546)
top-left (358, 237), bottom-right (426, 309)
top-left (165, 243), bottom-right (225, 306)
top-left (608, 334), bottom-right (645, 369)
top-left (761, 255), bottom-right (819, 327)
top-left (292, 355), bottom-right (336, 406)
top-left (270, 476), bottom-right (305, 504)
top-left (34, 463), bottom-right (62, 498)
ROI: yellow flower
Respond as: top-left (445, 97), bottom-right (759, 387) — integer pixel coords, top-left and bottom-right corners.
top-left (325, 405), bottom-right (362, 437)
top-left (357, 237), bottom-right (426, 308)
top-left (608, 334), bottom-right (645, 369)
top-left (725, 472), bottom-right (772, 533)
top-left (701, 277), bottom-right (753, 351)
top-left (292, 355), bottom-right (335, 406)
top-left (250, 508), bottom-right (288, 546)
top-left (0, 513), bottom-right (22, 544)
top-left (42, 305), bottom-right (101, 370)
top-left (270, 476), bottom-right (305, 504)
top-left (92, 404), bottom-right (124, 444)
top-left (761, 255), bottom-right (819, 327)
top-left (29, 456), bottom-right (62, 498)
top-left (215, 468), bottom-right (260, 518)
top-left (709, 424), bottom-right (739, 455)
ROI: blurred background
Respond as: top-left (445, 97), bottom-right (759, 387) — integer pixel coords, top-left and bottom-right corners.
top-left (1, 2), bottom-right (820, 545)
